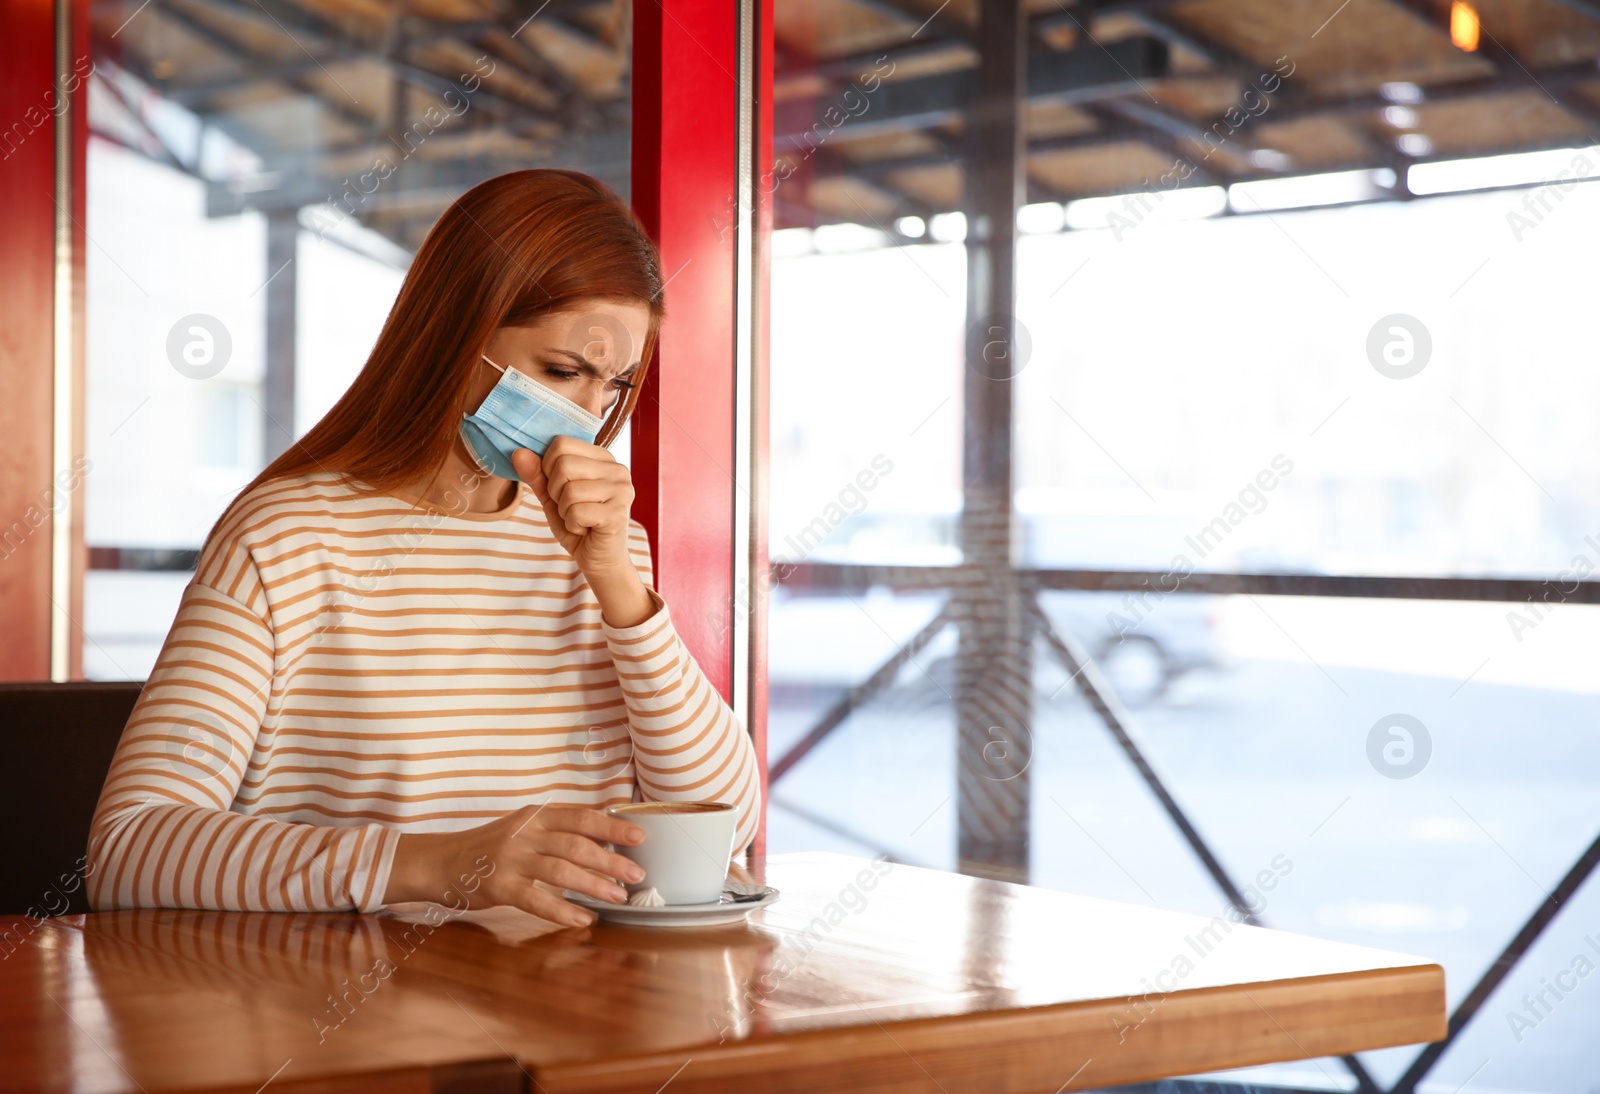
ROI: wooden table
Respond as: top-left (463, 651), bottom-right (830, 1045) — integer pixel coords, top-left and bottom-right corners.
top-left (1, 852), bottom-right (1444, 1093)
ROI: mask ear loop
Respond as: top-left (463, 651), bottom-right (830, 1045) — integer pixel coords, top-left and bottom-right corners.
top-left (595, 351), bottom-right (651, 449)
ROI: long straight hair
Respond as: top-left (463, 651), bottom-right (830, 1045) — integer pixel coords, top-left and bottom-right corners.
top-left (205, 169), bottom-right (665, 547)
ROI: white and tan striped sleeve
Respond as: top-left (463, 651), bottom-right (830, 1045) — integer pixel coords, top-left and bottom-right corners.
top-left (604, 524), bottom-right (763, 855)
top-left (86, 576), bottom-right (399, 913)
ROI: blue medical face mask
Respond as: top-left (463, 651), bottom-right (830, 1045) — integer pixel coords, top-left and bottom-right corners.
top-left (459, 355), bottom-right (606, 481)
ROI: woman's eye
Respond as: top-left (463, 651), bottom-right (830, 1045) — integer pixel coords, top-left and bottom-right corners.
top-left (544, 367), bottom-right (580, 380)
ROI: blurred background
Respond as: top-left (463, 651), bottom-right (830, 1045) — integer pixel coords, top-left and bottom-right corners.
top-left (82, 0), bottom-right (1600, 1091)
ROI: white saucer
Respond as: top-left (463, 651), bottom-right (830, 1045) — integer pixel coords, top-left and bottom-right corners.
top-left (564, 886), bottom-right (780, 927)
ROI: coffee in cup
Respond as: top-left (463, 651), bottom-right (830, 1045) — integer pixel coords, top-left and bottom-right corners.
top-left (605, 801), bottom-right (740, 905)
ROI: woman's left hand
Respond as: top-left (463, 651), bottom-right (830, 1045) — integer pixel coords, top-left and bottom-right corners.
top-left (514, 438), bottom-right (656, 628)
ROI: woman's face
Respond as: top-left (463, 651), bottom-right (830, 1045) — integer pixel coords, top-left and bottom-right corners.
top-left (477, 299), bottom-right (652, 420)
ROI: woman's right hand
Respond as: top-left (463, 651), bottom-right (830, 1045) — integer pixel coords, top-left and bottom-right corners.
top-left (383, 804), bottom-right (647, 927)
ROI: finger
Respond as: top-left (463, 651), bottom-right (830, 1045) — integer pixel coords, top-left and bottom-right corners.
top-left (532, 856), bottom-right (631, 903)
top-left (544, 807), bottom-right (646, 846)
top-left (517, 461), bottom-right (576, 544)
top-left (540, 830), bottom-right (647, 885)
top-left (511, 447), bottom-right (542, 482)
top-left (552, 479), bottom-right (616, 507)
top-left (520, 461), bottom-right (562, 522)
top-left (505, 880), bottom-right (596, 928)
top-left (558, 502), bottom-right (617, 532)
top-left (546, 450), bottom-right (624, 477)
top-left (545, 453), bottom-right (627, 499)
top-left (551, 484), bottom-right (615, 526)
top-left (554, 487), bottom-right (620, 526)
top-left (547, 473), bottom-right (627, 520)
top-left (544, 435), bottom-right (611, 463)
top-left (563, 479), bottom-right (624, 515)
top-left (538, 491), bottom-right (568, 535)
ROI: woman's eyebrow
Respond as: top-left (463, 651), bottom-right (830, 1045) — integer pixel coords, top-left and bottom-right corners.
top-left (550, 349), bottom-right (641, 380)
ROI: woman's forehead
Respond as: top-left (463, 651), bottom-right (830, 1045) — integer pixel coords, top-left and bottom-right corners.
top-left (493, 321), bottom-right (643, 375)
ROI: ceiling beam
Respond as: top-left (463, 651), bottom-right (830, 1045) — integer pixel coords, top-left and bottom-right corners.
top-left (166, 41), bottom-right (567, 126)
top-left (853, 0), bottom-right (977, 45)
top-left (203, 126), bottom-right (631, 219)
top-left (186, 0), bottom-right (571, 129)
top-left (777, 39), bottom-right (974, 87)
top-left (1237, 59), bottom-right (1600, 125)
top-left (775, 0), bottom-right (1137, 84)
top-left (114, 0), bottom-right (372, 133)
top-left (1542, 0), bottom-right (1600, 22)
top-left (1095, 97), bottom-right (1264, 163)
top-left (803, 51), bottom-right (1600, 213)
top-left (807, 125), bottom-right (1600, 226)
top-left (1081, 101), bottom-right (1228, 185)
top-left (775, 35), bottom-right (1169, 144)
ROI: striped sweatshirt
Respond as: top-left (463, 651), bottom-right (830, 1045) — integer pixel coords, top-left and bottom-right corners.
top-left (87, 471), bottom-right (761, 913)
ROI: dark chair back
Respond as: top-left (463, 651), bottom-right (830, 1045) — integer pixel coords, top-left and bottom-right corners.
top-left (0, 681), bottom-right (142, 915)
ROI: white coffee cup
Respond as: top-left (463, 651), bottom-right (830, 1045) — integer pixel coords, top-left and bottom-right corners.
top-left (605, 801), bottom-right (740, 905)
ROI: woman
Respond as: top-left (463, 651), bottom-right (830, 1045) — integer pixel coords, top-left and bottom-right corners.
top-left (87, 170), bottom-right (761, 927)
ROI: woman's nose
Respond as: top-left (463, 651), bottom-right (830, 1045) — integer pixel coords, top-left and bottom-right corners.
top-left (577, 385), bottom-right (613, 419)
top-left (579, 382), bottom-right (625, 420)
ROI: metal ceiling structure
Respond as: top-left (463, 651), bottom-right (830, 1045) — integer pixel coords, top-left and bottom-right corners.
top-left (771, 0), bottom-right (1600, 228)
top-left (91, 0), bottom-right (631, 254)
top-left (91, 0), bottom-right (1600, 256)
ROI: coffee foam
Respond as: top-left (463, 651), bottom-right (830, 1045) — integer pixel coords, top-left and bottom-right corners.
top-left (609, 801), bottom-right (733, 816)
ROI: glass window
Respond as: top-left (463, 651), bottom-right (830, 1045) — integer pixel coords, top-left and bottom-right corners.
top-left (766, 2), bottom-right (1600, 1090)
top-left (84, 1), bottom-right (631, 678)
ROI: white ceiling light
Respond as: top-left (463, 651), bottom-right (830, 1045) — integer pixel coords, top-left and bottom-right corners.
top-left (894, 215), bottom-right (927, 238)
top-left (1396, 133), bottom-right (1434, 157)
top-left (1381, 81), bottom-right (1425, 104)
top-left (1229, 169), bottom-right (1393, 212)
top-left (813, 223), bottom-right (890, 253)
top-left (928, 211), bottom-right (968, 242)
top-left (1017, 202), bottom-right (1067, 233)
top-left (1408, 144), bottom-right (1600, 195)
top-left (1383, 105), bottom-right (1418, 128)
top-left (1064, 186), bottom-right (1228, 229)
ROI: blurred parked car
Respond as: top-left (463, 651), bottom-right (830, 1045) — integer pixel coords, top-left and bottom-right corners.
top-left (1039, 591), bottom-right (1228, 706)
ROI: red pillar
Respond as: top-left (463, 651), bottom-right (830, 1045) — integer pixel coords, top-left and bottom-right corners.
top-left (0, 0), bottom-right (87, 682)
top-left (631, 0), bottom-right (738, 698)
top-left (631, 0), bottom-right (771, 851)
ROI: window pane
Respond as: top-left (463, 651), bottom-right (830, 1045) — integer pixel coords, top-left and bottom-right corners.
top-left (85, 1), bottom-right (631, 678)
top-left (1015, 190), bottom-right (1600, 577)
top-left (767, 1), bottom-right (1600, 1090)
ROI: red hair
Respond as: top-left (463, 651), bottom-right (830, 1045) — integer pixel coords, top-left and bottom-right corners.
top-left (206, 168), bottom-right (664, 546)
